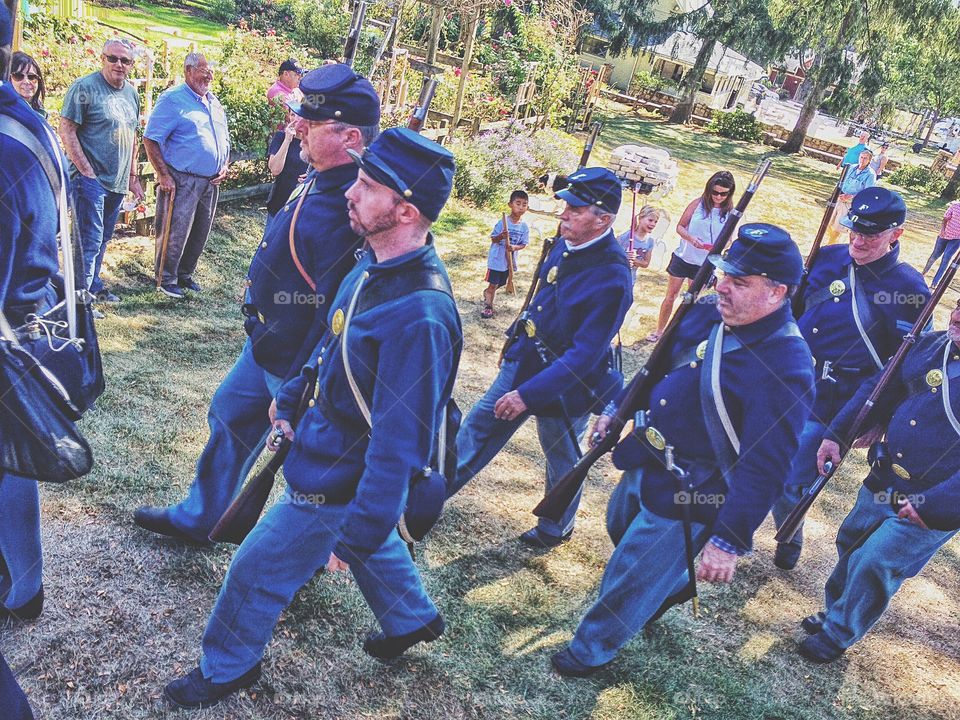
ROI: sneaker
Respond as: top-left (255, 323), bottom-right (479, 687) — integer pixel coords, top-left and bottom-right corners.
top-left (95, 290), bottom-right (121, 303)
top-left (158, 283), bottom-right (185, 299)
top-left (164, 664), bottom-right (261, 709)
top-left (92, 308), bottom-right (106, 320)
top-left (179, 278), bottom-right (202, 293)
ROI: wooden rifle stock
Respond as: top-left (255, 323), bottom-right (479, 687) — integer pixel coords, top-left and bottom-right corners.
top-left (408, 77), bottom-right (438, 132)
top-left (792, 165), bottom-right (850, 316)
top-left (343, 0), bottom-right (368, 68)
top-left (775, 245), bottom-right (960, 543)
top-left (208, 374), bottom-right (316, 544)
top-left (503, 212), bottom-right (516, 295)
top-left (496, 124), bottom-right (603, 365)
top-left (533, 158), bottom-right (774, 522)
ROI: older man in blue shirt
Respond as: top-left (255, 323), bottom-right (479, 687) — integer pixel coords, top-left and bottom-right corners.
top-left (144, 52), bottom-right (230, 299)
top-left (825, 148), bottom-right (876, 244)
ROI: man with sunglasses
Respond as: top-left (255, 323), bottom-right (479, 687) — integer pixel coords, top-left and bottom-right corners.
top-left (133, 64), bottom-right (380, 546)
top-left (59, 38), bottom-right (144, 307)
top-left (446, 168), bottom-right (633, 548)
top-left (771, 187), bottom-right (930, 570)
top-left (144, 52), bottom-right (230, 299)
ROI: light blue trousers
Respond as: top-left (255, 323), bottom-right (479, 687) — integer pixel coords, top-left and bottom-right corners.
top-left (168, 339), bottom-right (282, 540)
top-left (569, 468), bottom-right (706, 667)
top-left (199, 491), bottom-right (439, 682)
top-left (0, 474), bottom-right (42, 609)
top-left (448, 360), bottom-right (589, 538)
top-left (821, 485), bottom-right (956, 648)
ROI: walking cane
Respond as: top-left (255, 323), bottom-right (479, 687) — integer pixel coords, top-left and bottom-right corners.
top-left (155, 187), bottom-right (176, 288)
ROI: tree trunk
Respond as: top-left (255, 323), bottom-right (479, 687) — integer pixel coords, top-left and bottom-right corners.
top-left (922, 108), bottom-right (940, 150)
top-left (779, 78), bottom-right (830, 153)
top-left (667, 36), bottom-right (717, 124)
top-left (942, 161), bottom-right (960, 201)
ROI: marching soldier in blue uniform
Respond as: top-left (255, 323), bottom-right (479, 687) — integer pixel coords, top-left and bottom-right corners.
top-left (798, 299), bottom-right (960, 663)
top-left (134, 64), bottom-right (381, 543)
top-left (162, 129), bottom-right (462, 709)
top-left (447, 168), bottom-right (633, 547)
top-left (0, 3), bottom-right (71, 626)
top-left (771, 187), bottom-right (930, 569)
top-left (551, 226), bottom-right (815, 677)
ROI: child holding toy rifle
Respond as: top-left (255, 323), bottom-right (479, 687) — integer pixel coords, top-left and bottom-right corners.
top-left (481, 190), bottom-right (529, 318)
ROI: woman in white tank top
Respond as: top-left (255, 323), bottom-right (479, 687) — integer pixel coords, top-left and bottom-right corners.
top-left (645, 170), bottom-right (735, 342)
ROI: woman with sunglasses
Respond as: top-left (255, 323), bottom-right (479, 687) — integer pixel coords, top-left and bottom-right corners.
top-left (645, 170), bottom-right (736, 342)
top-left (9, 51), bottom-right (46, 117)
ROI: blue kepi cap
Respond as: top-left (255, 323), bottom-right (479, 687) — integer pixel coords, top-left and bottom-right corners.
top-left (555, 167), bottom-right (622, 215)
top-left (709, 223), bottom-right (803, 285)
top-left (348, 127), bottom-right (456, 222)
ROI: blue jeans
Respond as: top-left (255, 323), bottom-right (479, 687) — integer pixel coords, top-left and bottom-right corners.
top-left (72, 176), bottom-right (125, 294)
top-left (821, 485), bottom-right (956, 648)
top-left (771, 419), bottom-right (827, 549)
top-left (929, 237), bottom-right (960, 287)
top-left (199, 491), bottom-right (439, 682)
top-left (0, 474), bottom-right (42, 609)
top-left (568, 468), bottom-right (706, 666)
top-left (448, 359), bottom-right (589, 538)
top-left (168, 339), bottom-right (282, 540)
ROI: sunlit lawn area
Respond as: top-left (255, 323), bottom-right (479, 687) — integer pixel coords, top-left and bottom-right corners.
top-left (87, 0), bottom-right (227, 44)
top-left (3, 114), bottom-right (958, 719)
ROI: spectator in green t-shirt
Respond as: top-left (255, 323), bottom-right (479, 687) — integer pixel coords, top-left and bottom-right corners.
top-left (59, 38), bottom-right (144, 305)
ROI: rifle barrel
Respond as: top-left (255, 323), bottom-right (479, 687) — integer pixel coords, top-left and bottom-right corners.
top-left (534, 158), bottom-right (772, 522)
top-left (775, 245), bottom-right (960, 538)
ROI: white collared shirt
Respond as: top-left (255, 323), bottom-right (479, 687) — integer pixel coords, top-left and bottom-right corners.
top-left (565, 230), bottom-right (608, 252)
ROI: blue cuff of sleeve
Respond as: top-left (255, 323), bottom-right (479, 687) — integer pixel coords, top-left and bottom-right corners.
top-left (709, 535), bottom-right (751, 557)
top-left (602, 400), bottom-right (618, 417)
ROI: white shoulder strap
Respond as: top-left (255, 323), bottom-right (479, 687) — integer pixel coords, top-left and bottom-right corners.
top-left (709, 324), bottom-right (741, 454)
top-left (941, 340), bottom-right (960, 438)
top-left (848, 264), bottom-right (883, 371)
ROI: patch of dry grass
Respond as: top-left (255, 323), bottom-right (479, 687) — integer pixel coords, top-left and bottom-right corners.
top-left (2, 118), bottom-right (959, 719)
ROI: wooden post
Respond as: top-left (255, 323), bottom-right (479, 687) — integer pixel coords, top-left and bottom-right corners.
top-left (451, 8), bottom-right (479, 129)
top-left (425, 4), bottom-right (443, 65)
top-left (144, 49), bottom-right (154, 117)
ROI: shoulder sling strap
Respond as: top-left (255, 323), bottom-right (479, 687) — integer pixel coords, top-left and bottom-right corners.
top-left (0, 115), bottom-right (78, 339)
top-left (848, 263), bottom-right (884, 370)
top-left (940, 340), bottom-right (960, 439)
top-left (288, 178), bottom-right (317, 292)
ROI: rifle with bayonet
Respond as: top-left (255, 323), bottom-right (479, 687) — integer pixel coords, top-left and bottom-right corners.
top-left (775, 245), bottom-right (960, 543)
top-left (343, 0), bottom-right (369, 68)
top-left (533, 158), bottom-right (773, 522)
top-left (496, 121), bottom-right (603, 366)
top-left (407, 76), bottom-right (439, 132)
top-left (792, 165), bottom-right (850, 317)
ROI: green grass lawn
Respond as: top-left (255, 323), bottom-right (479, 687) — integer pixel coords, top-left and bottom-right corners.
top-left (86, 0), bottom-right (228, 44)
top-left (3, 117), bottom-right (959, 719)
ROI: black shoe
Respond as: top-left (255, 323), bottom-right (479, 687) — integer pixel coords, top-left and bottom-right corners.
top-left (774, 541), bottom-right (802, 570)
top-left (801, 611), bottom-right (825, 635)
top-left (133, 506), bottom-right (210, 545)
top-left (179, 278), bottom-right (202, 293)
top-left (519, 527), bottom-right (572, 549)
top-left (95, 290), bottom-right (121, 303)
top-left (157, 284), bottom-right (185, 299)
top-left (164, 664), bottom-right (261, 709)
top-left (0, 586), bottom-right (44, 622)
top-left (363, 614), bottom-right (445, 660)
top-left (798, 631), bottom-right (845, 664)
top-left (550, 647), bottom-right (608, 678)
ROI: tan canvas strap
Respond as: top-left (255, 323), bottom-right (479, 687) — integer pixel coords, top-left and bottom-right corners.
top-left (848, 264), bottom-right (883, 371)
top-left (288, 179), bottom-right (317, 291)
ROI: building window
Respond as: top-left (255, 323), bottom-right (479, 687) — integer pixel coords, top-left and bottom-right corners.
top-left (701, 72), bottom-right (716, 93)
top-left (581, 36), bottom-right (610, 57)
